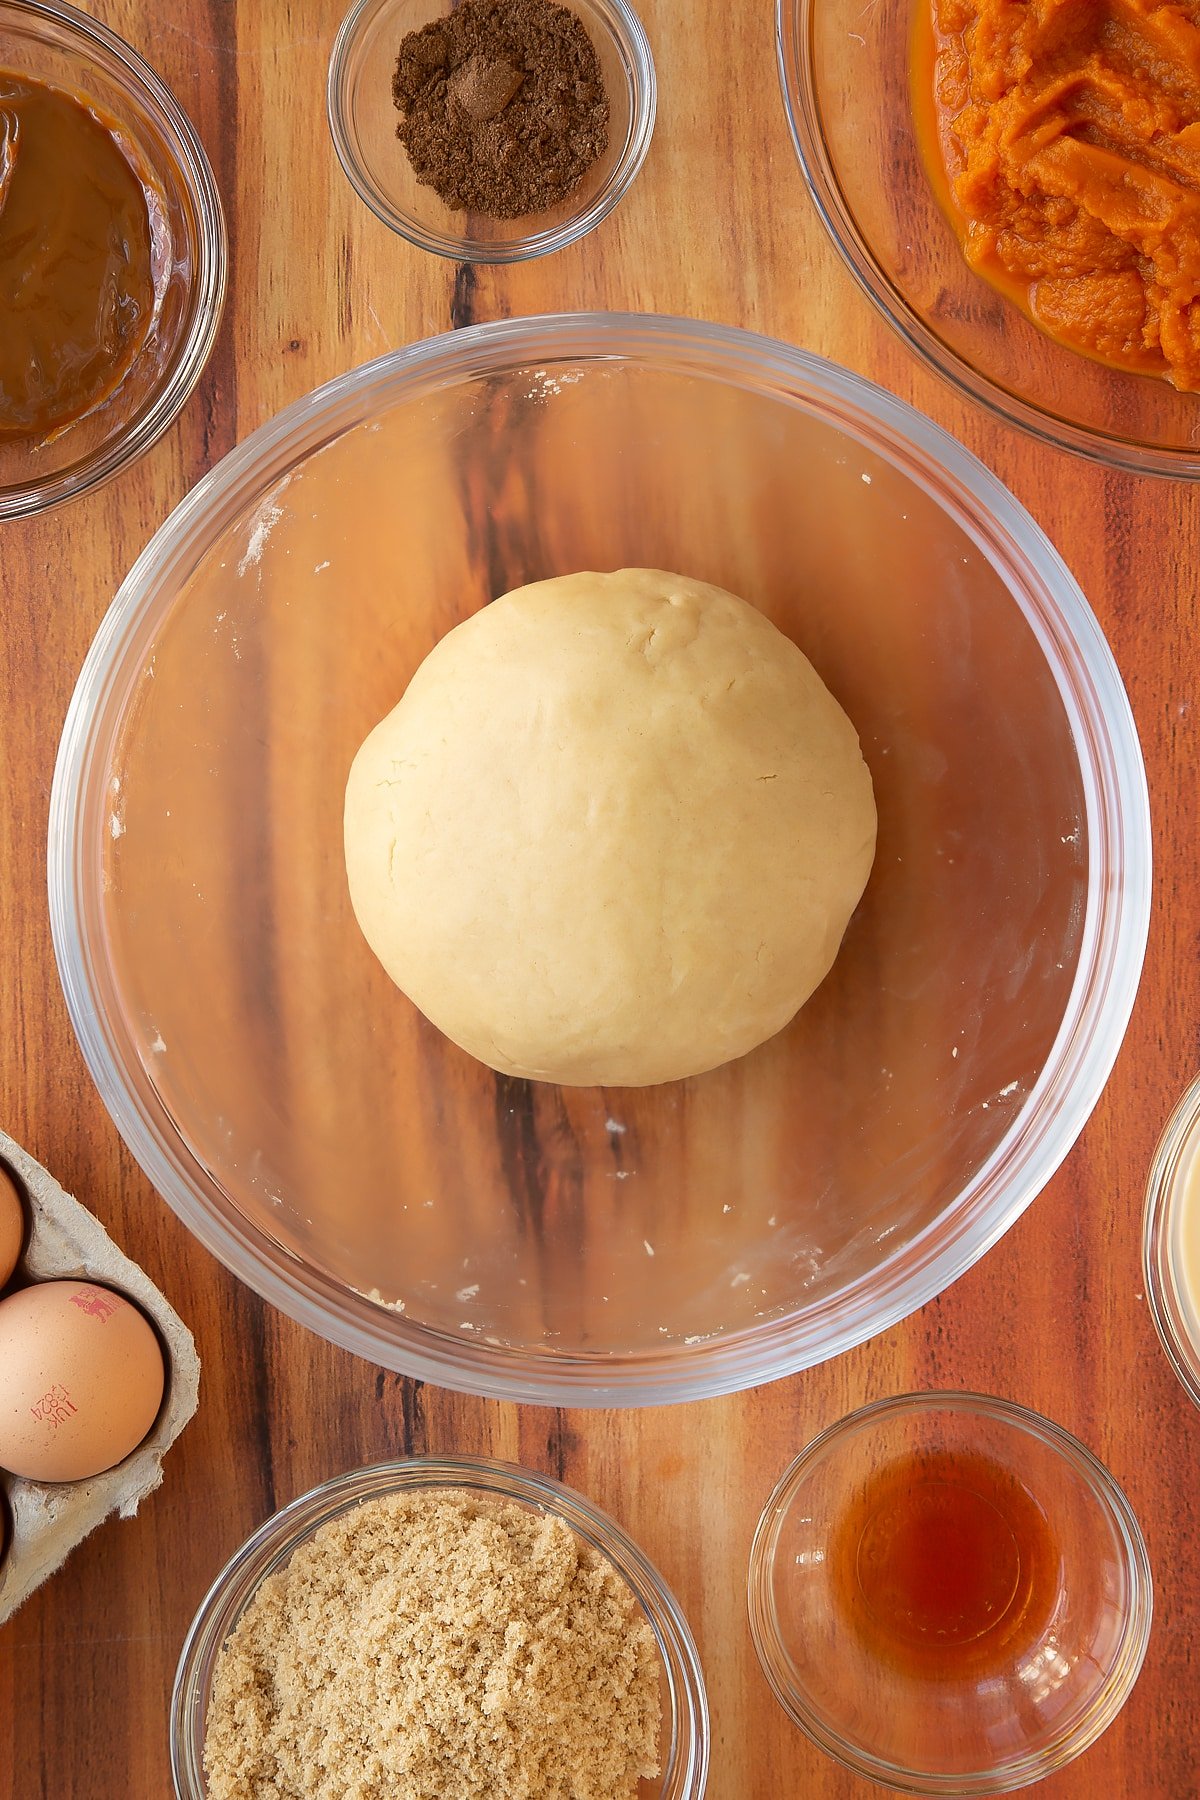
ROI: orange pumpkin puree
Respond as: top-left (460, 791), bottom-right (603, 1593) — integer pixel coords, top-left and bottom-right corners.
top-left (916, 0), bottom-right (1200, 390)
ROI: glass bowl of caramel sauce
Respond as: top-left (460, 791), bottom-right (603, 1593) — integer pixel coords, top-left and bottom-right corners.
top-left (748, 1392), bottom-right (1152, 1793)
top-left (0, 0), bottom-right (225, 517)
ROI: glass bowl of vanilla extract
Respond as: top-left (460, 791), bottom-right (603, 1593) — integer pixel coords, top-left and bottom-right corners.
top-left (748, 1391), bottom-right (1152, 1795)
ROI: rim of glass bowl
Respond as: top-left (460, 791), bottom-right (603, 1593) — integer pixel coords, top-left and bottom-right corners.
top-left (775, 0), bottom-right (1200, 479)
top-left (747, 1391), bottom-right (1155, 1796)
top-left (0, 0), bottom-right (227, 519)
top-left (170, 1455), bottom-right (710, 1800)
top-left (326, 0), bottom-right (656, 263)
top-left (1143, 1072), bottom-right (1200, 1411)
top-left (48, 313), bottom-right (1151, 1407)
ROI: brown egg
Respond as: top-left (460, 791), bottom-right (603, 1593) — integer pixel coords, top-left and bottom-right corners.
top-left (0, 1165), bottom-right (24, 1289)
top-left (0, 1280), bottom-right (165, 1482)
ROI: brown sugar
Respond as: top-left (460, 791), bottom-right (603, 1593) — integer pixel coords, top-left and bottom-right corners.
top-left (202, 1489), bottom-right (662, 1800)
top-left (391, 0), bottom-right (610, 219)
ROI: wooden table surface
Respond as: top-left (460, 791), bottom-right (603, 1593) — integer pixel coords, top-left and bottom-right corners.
top-left (2, 2), bottom-right (1197, 1796)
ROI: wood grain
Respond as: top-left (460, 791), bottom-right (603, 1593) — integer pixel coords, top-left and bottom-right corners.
top-left (1, 1), bottom-right (1198, 1797)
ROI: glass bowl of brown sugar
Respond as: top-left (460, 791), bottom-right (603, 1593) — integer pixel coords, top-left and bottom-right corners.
top-left (0, 0), bottom-right (226, 518)
top-left (171, 1456), bottom-right (709, 1800)
top-left (748, 1392), bottom-right (1153, 1794)
top-left (327, 0), bottom-right (655, 262)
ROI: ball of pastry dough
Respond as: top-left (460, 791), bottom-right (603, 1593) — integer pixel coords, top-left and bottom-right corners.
top-left (344, 569), bottom-right (876, 1086)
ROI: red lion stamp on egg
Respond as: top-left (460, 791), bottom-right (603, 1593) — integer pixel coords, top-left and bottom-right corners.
top-left (67, 1285), bottom-right (119, 1323)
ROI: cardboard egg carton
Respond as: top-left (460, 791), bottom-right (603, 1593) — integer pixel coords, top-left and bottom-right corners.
top-left (0, 1127), bottom-right (200, 1625)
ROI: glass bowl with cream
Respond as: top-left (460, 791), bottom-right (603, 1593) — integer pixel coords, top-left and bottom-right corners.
top-left (170, 1456), bottom-right (709, 1800)
top-left (777, 0), bottom-right (1200, 475)
top-left (0, 0), bottom-right (225, 518)
top-left (1143, 1073), bottom-right (1200, 1409)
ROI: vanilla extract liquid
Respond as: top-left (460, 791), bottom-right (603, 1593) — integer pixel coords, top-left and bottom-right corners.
top-left (830, 1450), bottom-right (1059, 1678)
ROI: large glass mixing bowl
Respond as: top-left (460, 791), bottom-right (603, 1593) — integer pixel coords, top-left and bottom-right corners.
top-left (49, 316), bottom-right (1150, 1405)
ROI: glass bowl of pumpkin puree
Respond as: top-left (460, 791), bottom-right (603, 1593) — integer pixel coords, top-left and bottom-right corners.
top-left (778, 0), bottom-right (1200, 476)
top-left (0, 0), bottom-right (226, 518)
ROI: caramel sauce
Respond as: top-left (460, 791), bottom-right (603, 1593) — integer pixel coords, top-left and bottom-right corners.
top-left (0, 73), bottom-right (162, 440)
top-left (830, 1450), bottom-right (1060, 1678)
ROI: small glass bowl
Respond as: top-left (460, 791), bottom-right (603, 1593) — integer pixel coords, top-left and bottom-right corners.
top-left (777, 0), bottom-right (1200, 476)
top-left (748, 1393), bottom-right (1153, 1795)
top-left (327, 0), bottom-right (655, 262)
top-left (171, 1455), bottom-right (709, 1800)
top-left (1143, 1073), bottom-right (1200, 1410)
top-left (0, 0), bottom-right (226, 518)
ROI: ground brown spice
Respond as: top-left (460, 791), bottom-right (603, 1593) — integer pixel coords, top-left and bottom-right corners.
top-left (392, 0), bottom-right (610, 219)
top-left (202, 1490), bottom-right (662, 1800)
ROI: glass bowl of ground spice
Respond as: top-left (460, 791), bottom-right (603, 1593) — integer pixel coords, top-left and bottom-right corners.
top-left (171, 1455), bottom-right (709, 1800)
top-left (779, 0), bottom-right (1200, 476)
top-left (0, 0), bottom-right (226, 518)
top-left (328, 0), bottom-right (654, 261)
